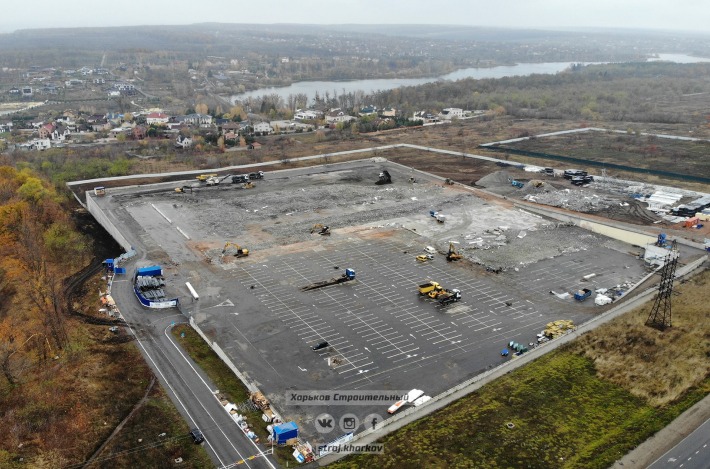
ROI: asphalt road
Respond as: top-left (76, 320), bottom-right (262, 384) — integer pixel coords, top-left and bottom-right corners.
top-left (648, 418), bottom-right (710, 469)
top-left (111, 271), bottom-right (277, 469)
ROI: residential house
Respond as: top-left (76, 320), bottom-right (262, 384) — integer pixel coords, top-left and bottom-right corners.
top-left (146, 112), bottom-right (170, 125)
top-left (132, 126), bottom-right (147, 140)
top-left (294, 110), bottom-right (319, 120)
top-left (177, 113), bottom-right (213, 127)
top-left (411, 111), bottom-right (439, 123)
top-left (325, 109), bottom-right (356, 125)
top-left (439, 108), bottom-right (464, 120)
top-left (105, 113), bottom-right (124, 125)
top-left (114, 83), bottom-right (136, 93)
top-left (38, 123), bottom-right (56, 140)
top-left (20, 138), bottom-right (51, 151)
top-left (175, 135), bottom-right (193, 148)
top-left (380, 107), bottom-right (397, 117)
top-left (359, 106), bottom-right (377, 116)
top-left (0, 122), bottom-right (13, 132)
top-left (253, 122), bottom-right (272, 135)
top-left (220, 121), bottom-right (241, 133)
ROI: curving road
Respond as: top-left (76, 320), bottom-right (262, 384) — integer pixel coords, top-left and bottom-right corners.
top-left (110, 273), bottom-right (276, 469)
top-left (647, 418), bottom-right (710, 469)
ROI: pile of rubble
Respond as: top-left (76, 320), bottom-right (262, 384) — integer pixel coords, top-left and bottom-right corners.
top-left (457, 224), bottom-right (607, 272)
top-left (522, 188), bottom-right (615, 212)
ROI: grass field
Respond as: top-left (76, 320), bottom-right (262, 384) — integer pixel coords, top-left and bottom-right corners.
top-left (500, 130), bottom-right (710, 181)
top-left (329, 269), bottom-right (710, 469)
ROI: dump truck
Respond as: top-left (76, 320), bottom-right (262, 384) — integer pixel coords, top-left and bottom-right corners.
top-left (429, 210), bottom-right (446, 223)
top-left (574, 288), bottom-right (592, 301)
top-left (232, 175), bottom-right (249, 184)
top-left (301, 268), bottom-right (355, 291)
top-left (248, 171), bottom-right (265, 180)
top-left (418, 281), bottom-right (442, 296)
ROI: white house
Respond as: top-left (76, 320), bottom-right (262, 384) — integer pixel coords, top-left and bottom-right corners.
top-left (175, 135), bottom-right (193, 148)
top-left (439, 108), bottom-right (464, 120)
top-left (253, 122), bottom-right (273, 134)
top-left (178, 113), bottom-right (213, 127)
top-left (325, 109), bottom-right (356, 125)
top-left (294, 110), bottom-right (319, 120)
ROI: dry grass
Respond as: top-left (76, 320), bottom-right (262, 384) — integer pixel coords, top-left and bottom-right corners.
top-left (572, 268), bottom-right (710, 406)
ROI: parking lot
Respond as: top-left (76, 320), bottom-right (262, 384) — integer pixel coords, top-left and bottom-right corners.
top-left (87, 159), bottom-right (652, 442)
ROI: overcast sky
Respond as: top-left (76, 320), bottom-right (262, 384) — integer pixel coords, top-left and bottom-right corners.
top-left (0, 0), bottom-right (708, 33)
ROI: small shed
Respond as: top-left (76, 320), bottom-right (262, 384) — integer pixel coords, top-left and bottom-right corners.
top-left (273, 422), bottom-right (298, 444)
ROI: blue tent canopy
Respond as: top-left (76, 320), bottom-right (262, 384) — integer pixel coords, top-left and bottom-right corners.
top-left (273, 421), bottom-right (298, 444)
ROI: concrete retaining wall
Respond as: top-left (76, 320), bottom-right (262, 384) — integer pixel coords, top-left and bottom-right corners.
top-left (86, 192), bottom-right (133, 252)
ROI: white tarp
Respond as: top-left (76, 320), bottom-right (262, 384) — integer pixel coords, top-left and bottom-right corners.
top-left (595, 294), bottom-right (612, 306)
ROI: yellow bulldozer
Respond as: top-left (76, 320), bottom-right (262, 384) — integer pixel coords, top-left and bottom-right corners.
top-left (310, 224), bottom-right (331, 235)
top-left (221, 242), bottom-right (249, 258)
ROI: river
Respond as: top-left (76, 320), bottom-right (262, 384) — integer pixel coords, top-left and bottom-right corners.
top-left (230, 53), bottom-right (709, 104)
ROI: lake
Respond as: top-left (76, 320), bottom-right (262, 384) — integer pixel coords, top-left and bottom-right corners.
top-left (230, 53), bottom-right (709, 104)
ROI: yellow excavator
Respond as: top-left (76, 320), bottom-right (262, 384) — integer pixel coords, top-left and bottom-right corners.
top-left (310, 224), bottom-right (331, 235)
top-left (243, 181), bottom-right (255, 189)
top-left (446, 242), bottom-right (462, 262)
top-left (196, 173), bottom-right (218, 182)
top-left (221, 242), bottom-right (249, 258)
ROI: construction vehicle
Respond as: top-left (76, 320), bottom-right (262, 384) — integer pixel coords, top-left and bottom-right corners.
top-left (429, 210), bottom-right (446, 223)
top-left (509, 179), bottom-right (525, 188)
top-left (437, 289), bottom-right (462, 305)
top-left (418, 281), bottom-right (443, 296)
top-left (243, 181), bottom-right (255, 189)
top-left (232, 175), bottom-right (249, 184)
top-left (221, 242), bottom-right (249, 258)
top-left (93, 187), bottom-right (106, 196)
top-left (446, 242), bottom-right (462, 262)
top-left (301, 268), bottom-right (355, 291)
top-left (248, 171), bottom-right (265, 180)
top-left (175, 186), bottom-right (194, 193)
top-left (574, 288), bottom-right (592, 301)
top-left (416, 254), bottom-right (434, 262)
top-left (310, 224), bottom-right (331, 236)
top-left (206, 174), bottom-right (232, 186)
top-left (196, 173), bottom-right (218, 182)
top-left (444, 178), bottom-right (454, 185)
top-left (376, 170), bottom-right (392, 185)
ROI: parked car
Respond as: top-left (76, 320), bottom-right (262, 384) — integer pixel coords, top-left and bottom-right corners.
top-left (189, 428), bottom-right (204, 444)
top-left (312, 340), bottom-right (330, 351)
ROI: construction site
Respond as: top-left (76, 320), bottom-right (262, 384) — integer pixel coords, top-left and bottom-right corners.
top-left (82, 155), bottom-right (709, 447)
